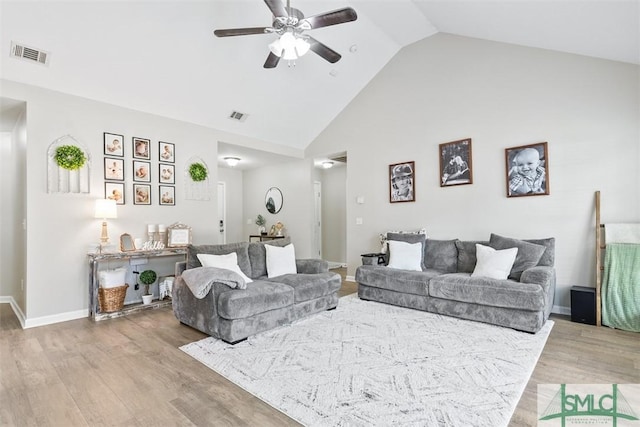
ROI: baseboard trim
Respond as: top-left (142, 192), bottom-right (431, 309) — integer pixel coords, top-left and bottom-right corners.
top-left (0, 296), bottom-right (26, 328)
top-left (552, 305), bottom-right (571, 316)
top-left (345, 275), bottom-right (356, 283)
top-left (23, 308), bottom-right (89, 329)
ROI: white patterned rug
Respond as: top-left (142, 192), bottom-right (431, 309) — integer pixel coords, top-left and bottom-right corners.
top-left (180, 294), bottom-right (553, 426)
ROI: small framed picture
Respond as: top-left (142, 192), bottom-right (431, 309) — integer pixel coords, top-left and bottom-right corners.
top-left (133, 184), bottom-right (151, 205)
top-left (167, 223), bottom-right (192, 247)
top-left (159, 185), bottom-right (175, 206)
top-left (104, 157), bottom-right (124, 181)
top-left (505, 142), bottom-right (550, 197)
top-left (133, 160), bottom-right (151, 182)
top-left (439, 138), bottom-right (473, 187)
top-left (105, 182), bottom-right (125, 205)
top-left (389, 161), bottom-right (415, 203)
top-left (104, 132), bottom-right (124, 157)
top-left (159, 163), bottom-right (175, 184)
top-left (159, 141), bottom-right (175, 163)
top-left (133, 137), bottom-right (151, 160)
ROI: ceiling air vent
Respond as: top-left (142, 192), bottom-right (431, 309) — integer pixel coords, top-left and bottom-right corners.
top-left (11, 41), bottom-right (50, 66)
top-left (228, 111), bottom-right (248, 122)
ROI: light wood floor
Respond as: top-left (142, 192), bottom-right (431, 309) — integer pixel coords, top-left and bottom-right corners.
top-left (1, 270), bottom-right (638, 426)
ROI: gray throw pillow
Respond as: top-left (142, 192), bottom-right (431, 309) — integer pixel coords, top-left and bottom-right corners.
top-left (387, 232), bottom-right (426, 271)
top-left (524, 237), bottom-right (555, 267)
top-left (424, 239), bottom-right (458, 273)
top-left (187, 242), bottom-right (252, 277)
top-left (489, 233), bottom-right (546, 281)
top-left (455, 240), bottom-right (488, 273)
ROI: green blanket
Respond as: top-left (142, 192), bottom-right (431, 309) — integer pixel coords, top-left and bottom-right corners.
top-left (602, 243), bottom-right (640, 332)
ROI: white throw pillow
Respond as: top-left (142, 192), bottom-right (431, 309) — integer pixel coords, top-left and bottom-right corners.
top-left (98, 267), bottom-right (127, 289)
top-left (265, 243), bottom-right (297, 278)
top-left (197, 253), bottom-right (253, 283)
top-left (471, 244), bottom-right (518, 280)
top-left (387, 240), bottom-right (423, 271)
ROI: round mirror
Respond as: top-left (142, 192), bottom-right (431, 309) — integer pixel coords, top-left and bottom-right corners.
top-left (265, 187), bottom-right (283, 214)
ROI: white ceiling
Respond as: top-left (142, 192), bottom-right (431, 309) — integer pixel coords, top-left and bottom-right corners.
top-left (1, 1), bottom-right (638, 157)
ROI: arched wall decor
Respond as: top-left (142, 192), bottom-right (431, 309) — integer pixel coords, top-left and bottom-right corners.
top-left (47, 135), bottom-right (91, 194)
top-left (184, 156), bottom-right (211, 201)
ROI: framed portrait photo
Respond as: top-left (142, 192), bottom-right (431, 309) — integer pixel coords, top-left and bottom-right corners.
top-left (105, 182), bottom-right (125, 205)
top-left (159, 163), bottom-right (175, 184)
top-left (133, 184), bottom-right (151, 205)
top-left (439, 138), bottom-right (473, 187)
top-left (133, 160), bottom-right (151, 182)
top-left (104, 157), bottom-right (124, 181)
top-left (159, 185), bottom-right (175, 206)
top-left (132, 137), bottom-right (151, 160)
top-left (505, 142), bottom-right (550, 197)
top-left (159, 141), bottom-right (175, 163)
top-left (389, 161), bottom-right (415, 203)
top-left (103, 132), bottom-right (124, 157)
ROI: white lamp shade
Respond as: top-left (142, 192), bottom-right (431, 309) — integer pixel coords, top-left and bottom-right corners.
top-left (295, 38), bottom-right (310, 56)
top-left (282, 48), bottom-right (298, 60)
top-left (268, 38), bottom-right (283, 57)
top-left (94, 199), bottom-right (117, 219)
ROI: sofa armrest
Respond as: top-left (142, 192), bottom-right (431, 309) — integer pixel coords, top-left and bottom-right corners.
top-left (296, 259), bottom-right (329, 274)
top-left (520, 266), bottom-right (554, 288)
top-left (175, 261), bottom-right (187, 277)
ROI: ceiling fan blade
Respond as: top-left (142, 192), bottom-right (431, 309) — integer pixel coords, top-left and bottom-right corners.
top-left (214, 27), bottom-right (269, 37)
top-left (264, 52), bottom-right (281, 69)
top-left (307, 37), bottom-right (341, 63)
top-left (263, 0), bottom-right (288, 17)
top-left (302, 7), bottom-right (357, 30)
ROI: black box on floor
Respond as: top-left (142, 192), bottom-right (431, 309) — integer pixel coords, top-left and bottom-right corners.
top-left (570, 286), bottom-right (596, 325)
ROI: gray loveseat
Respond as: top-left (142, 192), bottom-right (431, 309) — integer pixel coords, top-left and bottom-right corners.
top-left (173, 238), bottom-right (341, 343)
top-left (356, 233), bottom-right (555, 333)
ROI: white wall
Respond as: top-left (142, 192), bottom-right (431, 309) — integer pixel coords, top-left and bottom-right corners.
top-left (307, 34), bottom-right (640, 309)
top-left (321, 164), bottom-right (347, 264)
top-left (218, 167), bottom-right (244, 243)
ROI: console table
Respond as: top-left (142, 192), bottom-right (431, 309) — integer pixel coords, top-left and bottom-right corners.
top-left (249, 234), bottom-right (286, 242)
top-left (88, 248), bottom-right (187, 321)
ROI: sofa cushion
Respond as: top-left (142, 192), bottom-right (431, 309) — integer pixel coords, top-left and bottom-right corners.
top-left (187, 242), bottom-right (251, 278)
top-left (387, 232), bottom-right (426, 270)
top-left (248, 237), bottom-right (292, 279)
top-left (355, 265), bottom-right (440, 296)
top-left (267, 272), bottom-right (341, 302)
top-left (425, 239), bottom-right (458, 273)
top-left (217, 280), bottom-right (294, 320)
top-left (387, 240), bottom-right (423, 271)
top-left (455, 240), bottom-right (489, 273)
top-left (428, 273), bottom-right (546, 311)
top-left (471, 244), bottom-right (518, 280)
top-left (524, 237), bottom-right (555, 267)
top-left (489, 234), bottom-right (547, 280)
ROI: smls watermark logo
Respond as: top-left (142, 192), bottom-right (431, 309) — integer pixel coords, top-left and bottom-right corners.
top-left (538, 384), bottom-right (640, 426)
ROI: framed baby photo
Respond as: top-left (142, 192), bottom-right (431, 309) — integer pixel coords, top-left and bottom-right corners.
top-left (389, 161), bottom-right (415, 203)
top-left (105, 182), bottom-right (125, 205)
top-left (159, 185), bottom-right (175, 206)
top-left (159, 141), bottom-right (175, 163)
top-left (505, 142), bottom-right (550, 198)
top-left (439, 138), bottom-right (473, 187)
top-left (104, 157), bottom-right (124, 181)
top-left (103, 132), bottom-right (124, 157)
top-left (133, 160), bottom-right (151, 182)
top-left (132, 137), bottom-right (151, 160)
top-left (133, 184), bottom-right (151, 205)
top-left (159, 163), bottom-right (175, 184)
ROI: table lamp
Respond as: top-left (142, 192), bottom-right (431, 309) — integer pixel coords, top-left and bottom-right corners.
top-left (94, 199), bottom-right (117, 245)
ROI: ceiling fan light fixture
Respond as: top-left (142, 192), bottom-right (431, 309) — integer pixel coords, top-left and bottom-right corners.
top-left (295, 37), bottom-right (310, 56)
top-left (224, 156), bottom-right (241, 167)
top-left (322, 161), bottom-right (334, 169)
top-left (282, 47), bottom-right (298, 60)
top-left (268, 38), bottom-right (283, 56)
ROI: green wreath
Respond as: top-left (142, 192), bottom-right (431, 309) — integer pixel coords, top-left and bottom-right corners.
top-left (189, 162), bottom-right (208, 182)
top-left (54, 145), bottom-right (86, 170)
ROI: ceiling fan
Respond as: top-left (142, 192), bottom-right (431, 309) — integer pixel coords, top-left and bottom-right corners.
top-left (214, 0), bottom-right (357, 68)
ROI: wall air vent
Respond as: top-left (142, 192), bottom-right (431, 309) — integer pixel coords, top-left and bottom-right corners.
top-left (228, 111), bottom-right (248, 122)
top-left (11, 41), bottom-right (50, 66)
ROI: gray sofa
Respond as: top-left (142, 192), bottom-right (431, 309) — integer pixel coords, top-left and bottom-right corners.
top-left (172, 238), bottom-right (341, 343)
top-left (356, 233), bottom-right (555, 333)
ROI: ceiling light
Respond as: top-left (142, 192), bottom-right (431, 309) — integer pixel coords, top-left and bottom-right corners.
top-left (224, 157), bottom-right (241, 167)
top-left (322, 161), bottom-right (334, 169)
top-left (269, 31), bottom-right (310, 60)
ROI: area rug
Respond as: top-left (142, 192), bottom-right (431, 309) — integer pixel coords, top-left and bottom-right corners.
top-left (180, 294), bottom-right (553, 426)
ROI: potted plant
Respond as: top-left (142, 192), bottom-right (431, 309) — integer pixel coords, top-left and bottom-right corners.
top-left (256, 214), bottom-right (267, 234)
top-left (139, 269), bottom-right (157, 305)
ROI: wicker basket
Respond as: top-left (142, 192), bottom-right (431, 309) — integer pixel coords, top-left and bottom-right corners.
top-left (98, 284), bottom-right (129, 312)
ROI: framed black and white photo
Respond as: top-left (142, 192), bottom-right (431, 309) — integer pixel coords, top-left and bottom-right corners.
top-left (133, 184), bottom-right (151, 205)
top-left (159, 163), bottom-right (175, 184)
top-left (505, 142), bottom-right (550, 197)
top-left (159, 141), bottom-right (175, 163)
top-left (104, 132), bottom-right (124, 157)
top-left (159, 185), bottom-right (175, 206)
top-left (133, 160), bottom-right (151, 182)
top-left (389, 161), bottom-right (415, 203)
top-left (104, 157), bottom-right (124, 181)
top-left (133, 137), bottom-right (151, 160)
top-left (439, 138), bottom-right (472, 187)
top-left (105, 182), bottom-right (125, 205)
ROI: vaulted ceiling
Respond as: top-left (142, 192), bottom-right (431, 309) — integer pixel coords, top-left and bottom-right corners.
top-left (1, 1), bottom-right (638, 151)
